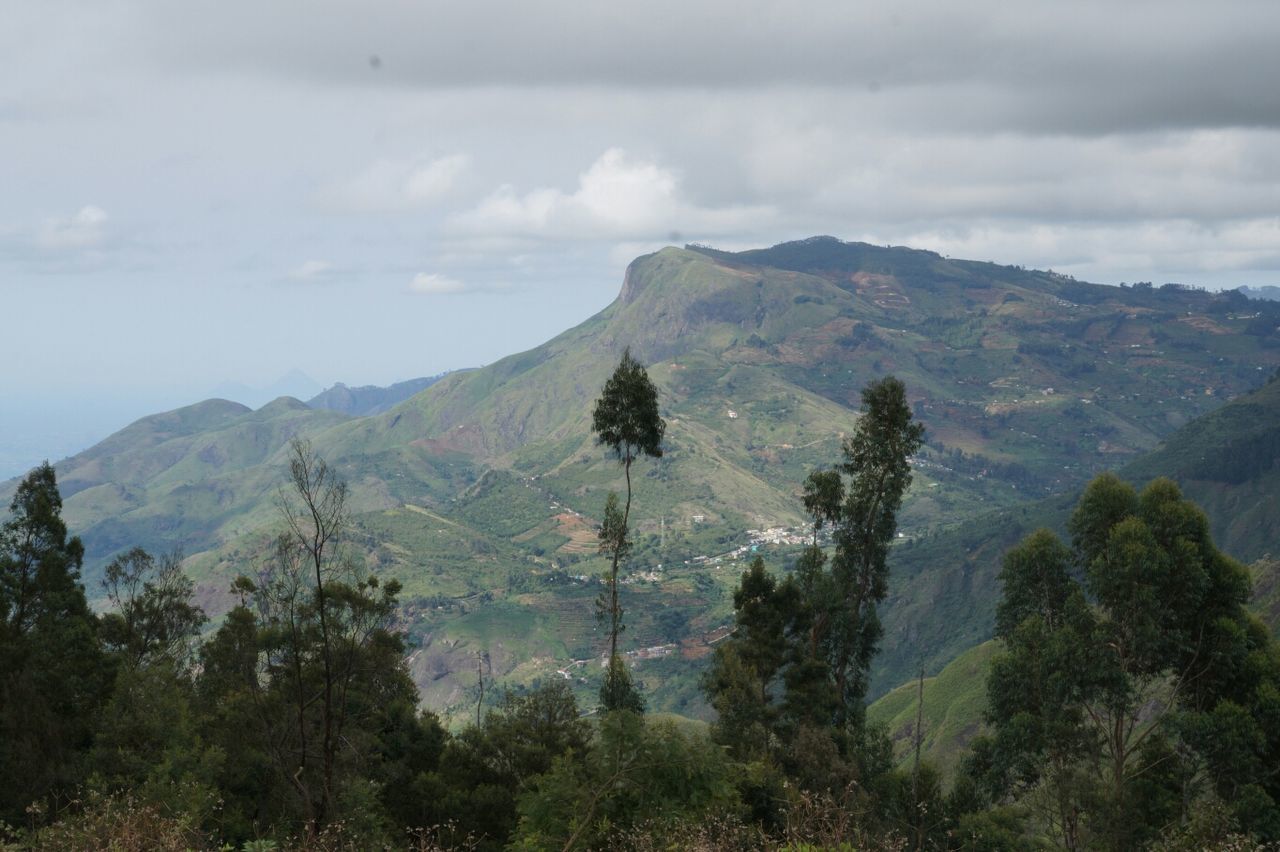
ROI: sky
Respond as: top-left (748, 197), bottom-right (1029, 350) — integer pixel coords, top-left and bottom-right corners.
top-left (3, 0), bottom-right (1279, 473)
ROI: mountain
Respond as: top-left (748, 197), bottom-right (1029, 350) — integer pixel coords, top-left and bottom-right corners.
top-left (9, 237), bottom-right (1280, 722)
top-left (868, 376), bottom-right (1280, 781)
top-left (210, 369), bottom-right (324, 409)
top-left (306, 374), bottom-right (456, 417)
top-left (1240, 285), bottom-right (1280, 302)
top-left (867, 640), bottom-right (999, 780)
top-left (1121, 370), bottom-right (1280, 558)
top-left (1251, 557), bottom-right (1280, 636)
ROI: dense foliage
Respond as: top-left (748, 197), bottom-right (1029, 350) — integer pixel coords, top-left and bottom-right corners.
top-left (700, 376), bottom-right (930, 837)
top-left (3, 368), bottom-right (1279, 850)
top-left (952, 475), bottom-right (1280, 850)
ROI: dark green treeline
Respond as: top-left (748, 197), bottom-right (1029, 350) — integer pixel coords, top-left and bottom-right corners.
top-left (2, 368), bottom-right (1279, 850)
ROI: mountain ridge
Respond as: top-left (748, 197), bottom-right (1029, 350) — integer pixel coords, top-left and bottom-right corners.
top-left (306, 373), bottom-right (456, 416)
top-left (8, 237), bottom-right (1280, 720)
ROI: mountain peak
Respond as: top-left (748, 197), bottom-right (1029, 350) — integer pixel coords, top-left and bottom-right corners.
top-left (256, 396), bottom-right (310, 415)
top-left (619, 246), bottom-right (691, 306)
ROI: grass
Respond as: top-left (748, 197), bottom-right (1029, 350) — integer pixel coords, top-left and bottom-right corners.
top-left (867, 640), bottom-right (1000, 783)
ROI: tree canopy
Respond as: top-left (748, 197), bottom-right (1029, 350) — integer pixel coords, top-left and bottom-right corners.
top-left (969, 474), bottom-right (1280, 849)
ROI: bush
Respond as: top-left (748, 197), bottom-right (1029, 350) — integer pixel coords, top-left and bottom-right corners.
top-left (9, 792), bottom-right (207, 851)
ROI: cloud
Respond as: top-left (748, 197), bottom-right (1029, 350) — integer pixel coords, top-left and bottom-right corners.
top-left (288, 259), bottom-right (333, 280)
top-left (133, 0), bottom-right (1280, 135)
top-left (453, 148), bottom-right (773, 242)
top-left (404, 156), bottom-right (470, 202)
top-left (36, 206), bottom-right (108, 250)
top-left (6, 0), bottom-right (1280, 309)
top-left (320, 153), bottom-right (470, 212)
top-left (882, 217), bottom-right (1280, 286)
top-left (409, 272), bottom-right (466, 295)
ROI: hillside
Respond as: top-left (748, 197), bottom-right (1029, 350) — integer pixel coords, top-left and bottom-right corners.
top-left (866, 640), bottom-right (999, 781)
top-left (876, 372), bottom-right (1280, 697)
top-left (8, 237), bottom-right (1280, 722)
top-left (1252, 558), bottom-right (1280, 635)
top-left (1121, 371), bottom-right (1280, 560)
top-left (338, 240), bottom-right (1280, 520)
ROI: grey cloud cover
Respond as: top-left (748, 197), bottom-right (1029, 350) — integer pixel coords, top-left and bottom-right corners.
top-left (1, 0), bottom-right (1278, 440)
top-left (127, 0), bottom-right (1280, 132)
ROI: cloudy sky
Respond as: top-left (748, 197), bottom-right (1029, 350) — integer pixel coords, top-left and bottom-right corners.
top-left (2, 0), bottom-right (1279, 470)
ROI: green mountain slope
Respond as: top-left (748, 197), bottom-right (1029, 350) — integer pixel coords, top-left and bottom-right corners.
top-left (877, 372), bottom-right (1280, 698)
top-left (1121, 372), bottom-right (1280, 560)
top-left (9, 237), bottom-right (1280, 723)
top-left (51, 398), bottom-right (360, 566)
top-left (867, 640), bottom-right (1000, 780)
top-left (1252, 558), bottom-right (1280, 635)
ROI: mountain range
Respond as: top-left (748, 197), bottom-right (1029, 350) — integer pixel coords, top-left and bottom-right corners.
top-left (1239, 285), bottom-right (1280, 302)
top-left (7, 237), bottom-right (1280, 722)
top-left (305, 374), bottom-right (453, 416)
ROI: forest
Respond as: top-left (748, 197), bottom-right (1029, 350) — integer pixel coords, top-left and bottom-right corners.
top-left (1, 357), bottom-right (1278, 851)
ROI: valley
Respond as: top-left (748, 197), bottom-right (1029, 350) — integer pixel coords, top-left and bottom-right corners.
top-left (8, 237), bottom-right (1280, 724)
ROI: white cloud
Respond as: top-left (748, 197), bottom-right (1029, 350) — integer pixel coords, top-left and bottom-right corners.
top-left (403, 155), bottom-right (470, 203)
top-left (36, 206), bottom-right (108, 250)
top-left (320, 153), bottom-right (470, 212)
top-left (453, 148), bottom-right (773, 241)
top-left (409, 272), bottom-right (466, 295)
top-left (288, 259), bottom-right (333, 280)
top-left (897, 217), bottom-right (1280, 285)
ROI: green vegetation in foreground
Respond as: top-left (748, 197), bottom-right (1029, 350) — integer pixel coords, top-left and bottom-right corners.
top-left (6, 351), bottom-right (1280, 848)
top-left (868, 553), bottom-right (1280, 794)
top-left (963, 475), bottom-right (1280, 848)
top-left (874, 370), bottom-right (1280, 697)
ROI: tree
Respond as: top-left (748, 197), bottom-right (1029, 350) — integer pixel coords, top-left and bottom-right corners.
top-left (513, 711), bottom-right (736, 851)
top-left (0, 462), bottom-right (110, 822)
top-left (981, 474), bottom-right (1280, 849)
top-left (91, 546), bottom-right (217, 824)
top-left (276, 436), bottom-right (349, 830)
top-left (203, 438), bottom-right (415, 841)
top-left (591, 348), bottom-right (665, 712)
top-left (821, 376), bottom-right (925, 728)
top-left (704, 376), bottom-right (923, 799)
top-left (703, 557), bottom-right (794, 762)
top-left (404, 681), bottom-right (589, 850)
top-left (99, 547), bottom-right (206, 670)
